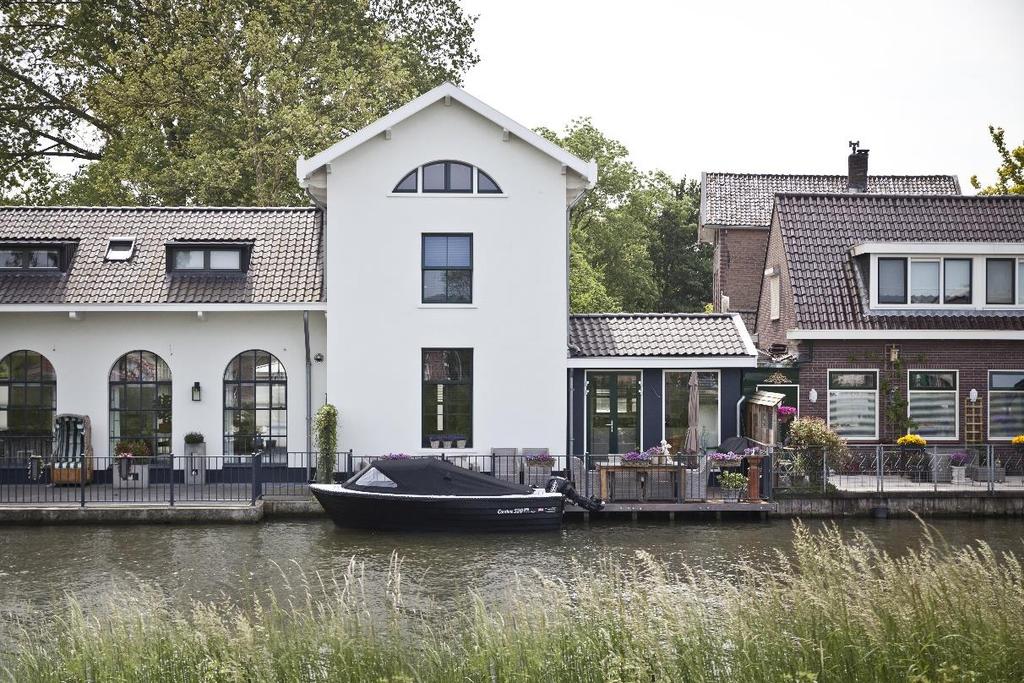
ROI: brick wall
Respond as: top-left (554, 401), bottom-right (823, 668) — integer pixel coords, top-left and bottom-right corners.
top-left (755, 214), bottom-right (797, 350)
top-left (714, 227), bottom-right (769, 318)
top-left (796, 339), bottom-right (1024, 443)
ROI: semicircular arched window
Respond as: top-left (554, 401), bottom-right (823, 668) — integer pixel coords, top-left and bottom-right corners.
top-left (109, 350), bottom-right (172, 456)
top-left (393, 161), bottom-right (502, 195)
top-left (224, 350), bottom-right (286, 462)
top-left (0, 350), bottom-right (57, 454)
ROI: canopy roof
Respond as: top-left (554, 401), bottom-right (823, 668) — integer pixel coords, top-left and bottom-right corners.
top-left (344, 457), bottom-right (534, 496)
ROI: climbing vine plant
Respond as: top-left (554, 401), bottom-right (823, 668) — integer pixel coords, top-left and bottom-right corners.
top-left (314, 404), bottom-right (339, 484)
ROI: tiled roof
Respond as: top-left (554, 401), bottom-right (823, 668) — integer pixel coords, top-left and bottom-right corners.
top-left (0, 206), bottom-right (322, 304)
top-left (569, 313), bottom-right (754, 357)
top-left (701, 172), bottom-right (961, 228)
top-left (775, 194), bottom-right (1024, 331)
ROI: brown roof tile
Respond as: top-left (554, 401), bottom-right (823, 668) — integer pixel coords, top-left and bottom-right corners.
top-left (0, 206), bottom-right (322, 304)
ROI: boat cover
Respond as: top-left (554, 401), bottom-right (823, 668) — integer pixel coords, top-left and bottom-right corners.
top-left (344, 457), bottom-right (535, 496)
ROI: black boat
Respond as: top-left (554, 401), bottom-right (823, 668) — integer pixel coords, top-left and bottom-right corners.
top-left (310, 457), bottom-right (601, 532)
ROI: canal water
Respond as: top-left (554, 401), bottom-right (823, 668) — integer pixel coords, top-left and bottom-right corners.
top-left (1, 517), bottom-right (1022, 627)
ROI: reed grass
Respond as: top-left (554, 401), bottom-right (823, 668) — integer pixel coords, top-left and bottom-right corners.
top-left (3, 522), bottom-right (1022, 682)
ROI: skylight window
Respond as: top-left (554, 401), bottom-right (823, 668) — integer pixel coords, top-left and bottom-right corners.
top-left (105, 238), bottom-right (135, 262)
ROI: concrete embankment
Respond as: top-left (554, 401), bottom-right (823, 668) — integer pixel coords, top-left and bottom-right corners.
top-left (0, 501), bottom-right (264, 525)
top-left (774, 492), bottom-right (1024, 518)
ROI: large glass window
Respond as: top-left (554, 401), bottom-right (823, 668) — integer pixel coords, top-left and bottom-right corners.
top-left (109, 351), bottom-right (172, 456)
top-left (422, 234), bottom-right (472, 304)
top-left (168, 246), bottom-right (246, 273)
top-left (0, 247), bottom-right (61, 270)
top-left (224, 350), bottom-right (287, 461)
top-left (989, 371), bottom-right (1024, 439)
top-left (422, 349), bottom-right (472, 448)
top-left (878, 258), bottom-right (907, 304)
top-left (664, 371), bottom-right (719, 452)
top-left (944, 259), bottom-right (972, 304)
top-left (827, 370), bottom-right (878, 439)
top-left (908, 371), bottom-right (958, 440)
top-left (910, 260), bottom-right (940, 304)
top-left (0, 350), bottom-right (56, 437)
top-left (986, 258), bottom-right (1015, 305)
top-left (393, 162), bottom-right (501, 194)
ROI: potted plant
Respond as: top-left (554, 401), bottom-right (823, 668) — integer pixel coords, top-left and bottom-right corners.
top-left (382, 452), bottom-right (411, 460)
top-left (949, 451), bottom-right (971, 484)
top-left (441, 434), bottom-right (454, 449)
top-left (184, 432), bottom-right (207, 483)
top-left (708, 451), bottom-right (742, 469)
top-left (621, 450), bottom-right (652, 466)
top-left (452, 434), bottom-right (467, 449)
top-left (777, 405), bottom-right (797, 422)
top-left (1013, 434), bottom-right (1024, 454)
top-left (718, 470), bottom-right (747, 502)
top-left (897, 433), bottom-right (927, 453)
top-left (429, 436), bottom-right (441, 449)
top-left (113, 439), bottom-right (152, 489)
top-left (524, 451), bottom-right (555, 468)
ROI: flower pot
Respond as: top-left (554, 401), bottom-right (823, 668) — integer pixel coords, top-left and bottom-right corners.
top-left (951, 465), bottom-right (966, 484)
top-left (430, 440), bottom-right (440, 449)
top-left (456, 440), bottom-right (466, 448)
top-left (442, 441), bottom-right (453, 449)
top-left (720, 488), bottom-right (741, 502)
top-left (113, 460), bottom-right (149, 489)
top-left (184, 442), bottom-right (207, 484)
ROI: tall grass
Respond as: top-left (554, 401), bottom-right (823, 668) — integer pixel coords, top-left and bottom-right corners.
top-left (4, 522), bottom-right (1023, 682)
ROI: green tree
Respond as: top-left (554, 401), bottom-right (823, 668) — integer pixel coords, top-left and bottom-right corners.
top-left (971, 125), bottom-right (1024, 195)
top-left (539, 119), bottom-right (711, 313)
top-left (0, 0), bottom-right (478, 205)
top-left (651, 177), bottom-right (712, 311)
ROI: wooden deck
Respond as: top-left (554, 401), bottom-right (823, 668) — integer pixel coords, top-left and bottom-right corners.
top-left (566, 500), bottom-right (775, 518)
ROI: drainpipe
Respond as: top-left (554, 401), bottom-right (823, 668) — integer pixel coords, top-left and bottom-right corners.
top-left (304, 310), bottom-right (312, 481)
top-left (565, 185), bottom-right (590, 458)
top-left (735, 395), bottom-right (746, 440)
top-left (568, 370), bottom-right (574, 456)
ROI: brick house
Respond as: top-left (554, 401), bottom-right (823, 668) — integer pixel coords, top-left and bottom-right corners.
top-left (755, 193), bottom-right (1024, 446)
top-left (699, 149), bottom-right (960, 330)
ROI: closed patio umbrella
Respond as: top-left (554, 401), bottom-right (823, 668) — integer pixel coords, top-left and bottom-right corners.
top-left (683, 372), bottom-right (701, 454)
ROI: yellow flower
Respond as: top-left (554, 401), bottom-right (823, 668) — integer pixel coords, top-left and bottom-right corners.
top-left (1012, 434), bottom-right (1024, 445)
top-left (897, 434), bottom-right (927, 447)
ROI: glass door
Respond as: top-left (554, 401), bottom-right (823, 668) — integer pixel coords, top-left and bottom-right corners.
top-left (587, 372), bottom-right (641, 454)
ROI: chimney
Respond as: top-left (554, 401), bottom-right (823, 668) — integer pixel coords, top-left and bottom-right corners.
top-left (848, 141), bottom-right (869, 192)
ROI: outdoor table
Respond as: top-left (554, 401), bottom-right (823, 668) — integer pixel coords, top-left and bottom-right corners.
top-left (598, 463), bottom-right (685, 502)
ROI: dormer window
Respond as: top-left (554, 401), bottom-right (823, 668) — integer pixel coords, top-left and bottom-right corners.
top-left (105, 238), bottom-right (135, 262)
top-left (0, 242), bottom-right (74, 272)
top-left (392, 161), bottom-right (502, 195)
top-left (166, 242), bottom-right (251, 273)
top-left (859, 244), bottom-right (1024, 309)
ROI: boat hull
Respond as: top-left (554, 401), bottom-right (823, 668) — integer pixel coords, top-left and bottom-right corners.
top-left (310, 484), bottom-right (564, 532)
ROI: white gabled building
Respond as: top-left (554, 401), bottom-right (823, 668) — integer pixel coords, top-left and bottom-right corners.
top-left (0, 83), bottom-right (754, 472)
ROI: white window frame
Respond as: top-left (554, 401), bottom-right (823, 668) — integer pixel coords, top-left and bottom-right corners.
top-left (661, 369), bottom-right (722, 452)
top-left (906, 369), bottom-right (959, 441)
top-left (769, 276), bottom-right (780, 320)
top-left (869, 254), bottom-right (1024, 310)
top-left (826, 369), bottom-right (879, 441)
top-left (987, 369), bottom-right (1024, 441)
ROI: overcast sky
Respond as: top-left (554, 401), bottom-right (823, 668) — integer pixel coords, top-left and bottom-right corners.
top-left (459, 0), bottom-right (1023, 191)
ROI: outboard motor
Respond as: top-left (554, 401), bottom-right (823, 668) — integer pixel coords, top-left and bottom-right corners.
top-left (546, 476), bottom-right (605, 512)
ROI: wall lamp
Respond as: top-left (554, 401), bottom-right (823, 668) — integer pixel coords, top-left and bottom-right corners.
top-left (969, 388), bottom-right (979, 403)
top-left (192, 381), bottom-right (201, 402)
top-left (808, 388), bottom-right (818, 404)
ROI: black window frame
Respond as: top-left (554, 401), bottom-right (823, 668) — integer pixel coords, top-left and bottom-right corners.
top-left (421, 233), bottom-right (473, 304)
top-left (943, 258), bottom-right (973, 304)
top-left (166, 243), bottom-right (252, 274)
top-left (223, 349), bottom-right (287, 463)
top-left (421, 160), bottom-right (474, 193)
top-left (986, 257), bottom-right (1016, 305)
top-left (877, 257), bottom-right (908, 304)
top-left (393, 162), bottom-right (502, 195)
top-left (0, 242), bottom-right (75, 273)
top-left (109, 350), bottom-right (172, 457)
top-left (0, 350), bottom-right (57, 438)
top-left (476, 169), bottom-right (502, 194)
top-left (393, 169), bottom-right (418, 193)
top-left (421, 348), bottom-right (473, 449)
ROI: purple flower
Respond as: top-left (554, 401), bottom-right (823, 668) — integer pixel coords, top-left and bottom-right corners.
top-left (777, 405), bottom-right (797, 417)
top-left (622, 450), bottom-right (652, 462)
top-left (382, 452), bottom-right (411, 460)
top-left (949, 451), bottom-right (972, 466)
top-left (709, 451), bottom-right (742, 462)
top-left (524, 451), bottom-right (554, 464)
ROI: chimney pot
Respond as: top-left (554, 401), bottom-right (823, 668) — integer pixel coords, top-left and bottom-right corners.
top-left (848, 143), bottom-right (869, 192)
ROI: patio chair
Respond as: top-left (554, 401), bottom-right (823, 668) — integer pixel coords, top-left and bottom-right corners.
top-left (491, 448), bottom-right (520, 483)
top-left (50, 414), bottom-right (93, 486)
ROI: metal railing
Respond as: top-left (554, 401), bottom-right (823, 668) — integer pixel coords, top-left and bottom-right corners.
top-left (771, 444), bottom-right (1024, 495)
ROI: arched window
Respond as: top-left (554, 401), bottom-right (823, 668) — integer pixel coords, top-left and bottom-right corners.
top-left (0, 350), bottom-right (57, 454)
top-left (109, 351), bottom-right (172, 456)
top-left (393, 161), bottom-right (502, 194)
top-left (224, 350), bottom-right (286, 461)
